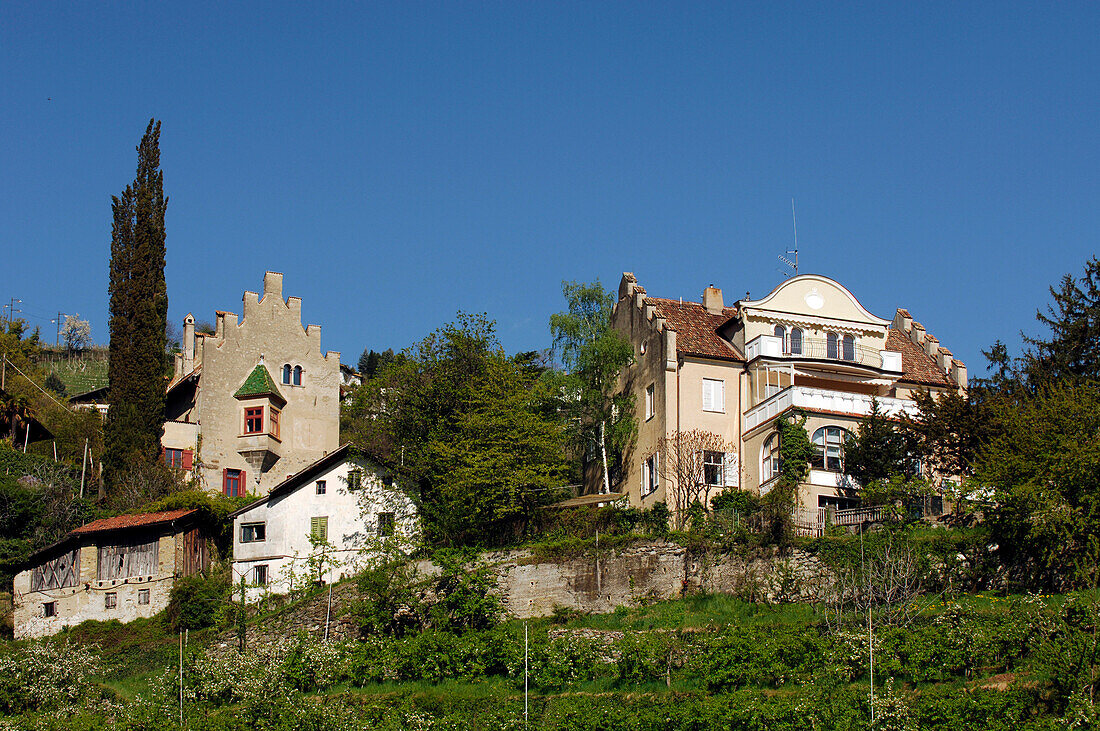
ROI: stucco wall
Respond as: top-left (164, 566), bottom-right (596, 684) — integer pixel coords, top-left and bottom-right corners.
top-left (232, 456), bottom-right (417, 602)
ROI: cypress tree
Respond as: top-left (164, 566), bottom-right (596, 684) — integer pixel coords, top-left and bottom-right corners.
top-left (104, 120), bottom-right (169, 491)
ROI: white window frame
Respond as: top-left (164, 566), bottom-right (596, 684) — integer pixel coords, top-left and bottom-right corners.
top-left (641, 452), bottom-right (659, 496)
top-left (253, 565), bottom-right (268, 586)
top-left (645, 384), bottom-right (655, 421)
top-left (240, 522), bottom-right (266, 543)
top-left (703, 450), bottom-right (725, 486)
top-left (702, 378), bottom-right (725, 413)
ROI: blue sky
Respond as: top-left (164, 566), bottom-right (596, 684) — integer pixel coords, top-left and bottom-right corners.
top-left (2, 2), bottom-right (1097, 374)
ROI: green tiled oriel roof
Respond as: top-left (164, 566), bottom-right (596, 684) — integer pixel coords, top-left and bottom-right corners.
top-left (234, 364), bottom-right (284, 401)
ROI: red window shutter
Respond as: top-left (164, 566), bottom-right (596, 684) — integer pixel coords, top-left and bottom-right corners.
top-left (222, 468), bottom-right (229, 495)
top-left (240, 470), bottom-right (247, 496)
top-left (182, 450), bottom-right (193, 470)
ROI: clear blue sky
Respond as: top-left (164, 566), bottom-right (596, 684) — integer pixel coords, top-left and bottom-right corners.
top-left (3, 2), bottom-right (1097, 375)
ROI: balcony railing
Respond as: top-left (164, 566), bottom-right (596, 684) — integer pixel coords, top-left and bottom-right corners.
top-left (744, 385), bottom-right (919, 431)
top-left (745, 334), bottom-right (902, 372)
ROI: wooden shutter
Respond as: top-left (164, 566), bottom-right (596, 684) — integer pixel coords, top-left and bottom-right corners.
top-left (701, 381), bottom-right (713, 411)
top-left (723, 453), bottom-right (738, 486)
top-left (182, 450), bottom-right (193, 470)
top-left (240, 471), bottom-right (247, 496)
top-left (714, 380), bottom-right (724, 411)
top-left (310, 516), bottom-right (328, 542)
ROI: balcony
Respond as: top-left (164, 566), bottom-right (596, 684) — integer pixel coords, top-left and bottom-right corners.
top-left (743, 385), bottom-right (919, 432)
top-left (745, 334), bottom-right (902, 372)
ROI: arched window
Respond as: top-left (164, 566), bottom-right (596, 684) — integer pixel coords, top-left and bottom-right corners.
top-left (789, 327), bottom-right (803, 355)
top-left (827, 332), bottom-right (839, 359)
top-left (282, 364), bottom-right (292, 384)
top-left (762, 433), bottom-right (781, 482)
top-left (842, 334), bottom-right (856, 361)
top-left (292, 365), bottom-right (303, 386)
top-left (773, 325), bottom-right (787, 354)
top-left (811, 426), bottom-right (851, 471)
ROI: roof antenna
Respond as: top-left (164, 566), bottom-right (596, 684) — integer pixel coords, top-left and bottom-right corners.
top-left (778, 198), bottom-right (799, 277)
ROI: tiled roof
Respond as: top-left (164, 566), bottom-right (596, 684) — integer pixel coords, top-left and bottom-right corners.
top-left (70, 509), bottom-right (197, 536)
top-left (234, 364), bottom-right (283, 401)
top-left (887, 329), bottom-right (953, 387)
top-left (644, 298), bottom-right (744, 361)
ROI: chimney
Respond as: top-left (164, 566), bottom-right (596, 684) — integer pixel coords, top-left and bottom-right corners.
top-left (263, 271), bottom-right (284, 300)
top-left (703, 285), bottom-right (724, 315)
top-left (183, 313), bottom-right (195, 372)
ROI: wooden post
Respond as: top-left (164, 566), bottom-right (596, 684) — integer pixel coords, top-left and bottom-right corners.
top-left (238, 573), bottom-right (247, 652)
top-left (79, 439), bottom-right (88, 499)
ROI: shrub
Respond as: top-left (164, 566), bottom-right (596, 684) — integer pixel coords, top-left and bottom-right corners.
top-left (168, 569), bottom-right (229, 630)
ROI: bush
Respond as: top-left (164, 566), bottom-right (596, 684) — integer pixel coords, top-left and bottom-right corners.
top-left (0, 639), bottom-right (100, 715)
top-left (168, 569), bottom-right (229, 630)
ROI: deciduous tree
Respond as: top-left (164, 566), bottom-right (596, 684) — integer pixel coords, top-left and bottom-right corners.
top-left (658, 429), bottom-right (736, 529)
top-left (549, 281), bottom-right (635, 493)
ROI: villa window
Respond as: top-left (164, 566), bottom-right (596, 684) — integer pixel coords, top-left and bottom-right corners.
top-left (269, 408), bottom-right (280, 439)
top-left (702, 378), bottom-right (725, 412)
top-left (244, 406), bottom-right (264, 434)
top-left (842, 334), bottom-right (856, 361)
top-left (773, 324), bottom-right (786, 345)
top-left (282, 364), bottom-right (292, 384)
top-left (811, 426), bottom-right (851, 471)
top-left (703, 451), bottom-right (726, 486)
top-left (645, 384), bottom-right (655, 420)
top-left (827, 332), bottom-right (839, 359)
top-left (762, 433), bottom-right (781, 482)
top-left (240, 522), bottom-right (266, 543)
top-left (789, 328), bottom-right (803, 355)
top-left (641, 453), bottom-right (659, 496)
top-left (293, 365), bottom-right (303, 386)
top-left (316, 479), bottom-right (326, 495)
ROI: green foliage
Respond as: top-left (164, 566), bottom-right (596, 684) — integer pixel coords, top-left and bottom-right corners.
top-left (427, 551), bottom-right (505, 633)
top-left (843, 396), bottom-right (913, 488)
top-left (0, 639), bottom-right (101, 715)
top-left (980, 381), bottom-right (1100, 589)
top-left (1022, 255), bottom-right (1100, 386)
top-left (549, 280), bottom-right (636, 489)
top-left (105, 119), bottom-right (169, 492)
top-left (344, 313), bottom-right (570, 547)
top-left (355, 554), bottom-right (422, 637)
top-left (168, 567), bottom-right (230, 630)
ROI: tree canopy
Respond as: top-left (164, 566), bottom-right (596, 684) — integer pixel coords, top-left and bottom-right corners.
top-left (549, 280), bottom-right (635, 492)
top-left (344, 313), bottom-right (569, 547)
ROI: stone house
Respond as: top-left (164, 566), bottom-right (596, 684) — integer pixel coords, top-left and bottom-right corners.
top-left (162, 271), bottom-right (341, 497)
top-left (607, 272), bottom-right (966, 523)
top-left (229, 443), bottom-right (418, 602)
top-left (13, 509), bottom-right (209, 639)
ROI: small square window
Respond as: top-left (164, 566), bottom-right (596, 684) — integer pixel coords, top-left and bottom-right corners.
top-left (253, 565), bottom-right (268, 586)
top-left (378, 512), bottom-right (395, 537)
top-left (348, 469), bottom-right (362, 491)
top-left (43, 601), bottom-right (57, 617)
top-left (310, 516), bottom-right (329, 543)
top-left (245, 406), bottom-right (264, 435)
top-left (316, 480), bottom-right (326, 495)
top-left (164, 448), bottom-right (184, 468)
top-left (240, 522), bottom-right (266, 543)
top-left (645, 384), bottom-right (655, 421)
top-left (105, 592), bottom-right (117, 609)
top-left (138, 589), bottom-right (150, 605)
top-left (702, 379), bottom-right (725, 412)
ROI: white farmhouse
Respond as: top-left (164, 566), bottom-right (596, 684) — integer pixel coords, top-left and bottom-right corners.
top-left (229, 443), bottom-right (417, 601)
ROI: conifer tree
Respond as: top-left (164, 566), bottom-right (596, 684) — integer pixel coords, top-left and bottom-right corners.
top-left (104, 120), bottom-right (169, 490)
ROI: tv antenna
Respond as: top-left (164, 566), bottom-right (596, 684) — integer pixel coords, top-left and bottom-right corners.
top-left (778, 198), bottom-right (799, 277)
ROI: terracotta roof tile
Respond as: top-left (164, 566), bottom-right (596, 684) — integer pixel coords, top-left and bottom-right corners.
top-left (70, 509), bottom-right (197, 536)
top-left (644, 298), bottom-right (744, 361)
top-left (887, 329), bottom-right (953, 387)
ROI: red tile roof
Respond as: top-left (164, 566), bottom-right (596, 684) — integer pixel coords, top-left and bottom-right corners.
top-left (644, 298), bottom-right (744, 361)
top-left (887, 329), bottom-right (953, 387)
top-left (70, 509), bottom-right (197, 536)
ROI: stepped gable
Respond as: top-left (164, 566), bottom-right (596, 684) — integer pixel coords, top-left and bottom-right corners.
top-left (644, 297), bottom-right (743, 361)
top-left (887, 328), bottom-right (952, 387)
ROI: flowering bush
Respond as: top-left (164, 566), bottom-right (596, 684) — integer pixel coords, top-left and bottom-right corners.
top-left (0, 639), bottom-right (100, 714)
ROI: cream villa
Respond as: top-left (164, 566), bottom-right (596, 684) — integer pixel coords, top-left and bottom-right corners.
top-left (609, 272), bottom-right (965, 521)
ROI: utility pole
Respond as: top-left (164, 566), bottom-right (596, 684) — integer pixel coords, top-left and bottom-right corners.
top-left (52, 312), bottom-right (68, 348)
top-left (3, 298), bottom-right (21, 327)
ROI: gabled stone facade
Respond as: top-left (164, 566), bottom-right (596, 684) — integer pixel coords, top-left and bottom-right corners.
top-left (163, 272), bottom-right (341, 496)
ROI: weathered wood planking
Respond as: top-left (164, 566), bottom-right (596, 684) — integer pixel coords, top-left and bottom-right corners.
top-left (178, 527), bottom-right (209, 577)
top-left (30, 548), bottom-right (80, 591)
top-left (97, 534), bottom-right (159, 580)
